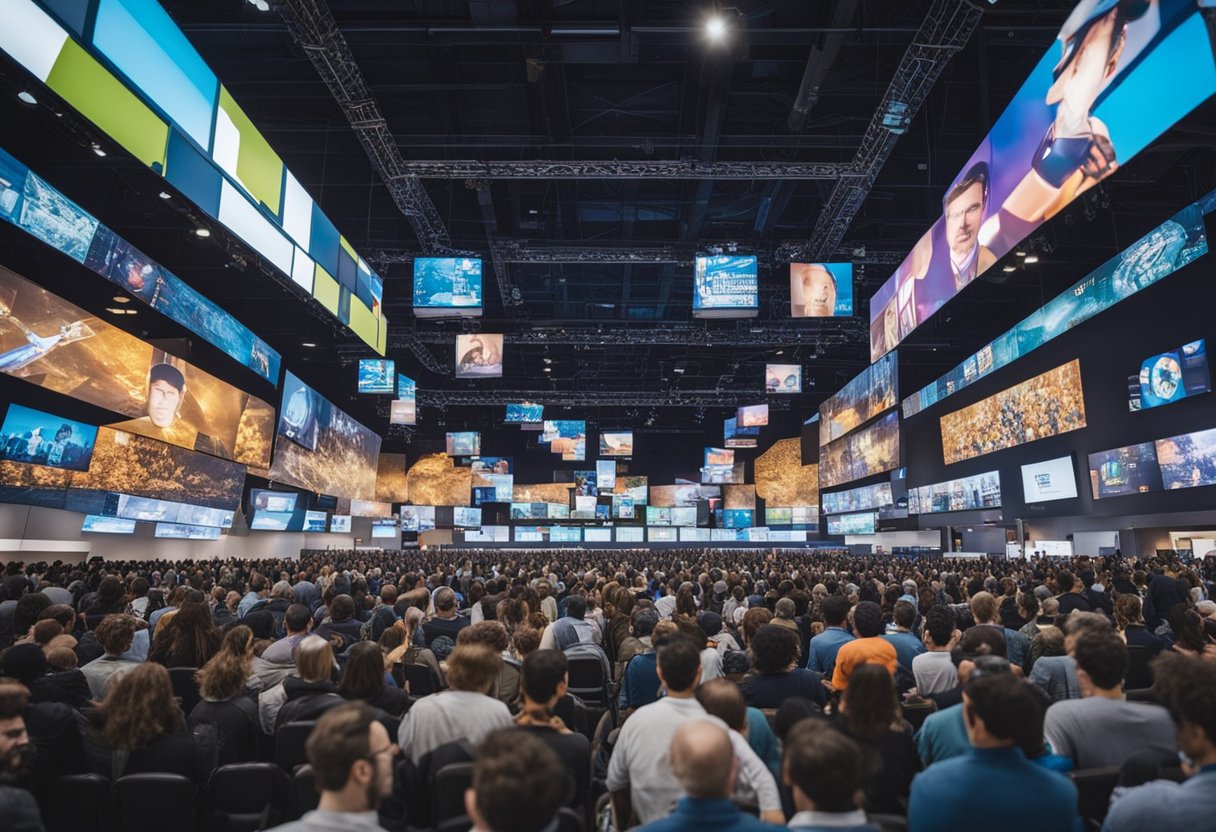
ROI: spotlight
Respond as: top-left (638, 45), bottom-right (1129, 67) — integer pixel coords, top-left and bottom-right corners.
top-left (705, 15), bottom-right (727, 41)
top-left (112, 296), bottom-right (130, 304)
top-left (247, 0), bottom-right (271, 10)
top-left (91, 144), bottom-right (106, 157)
top-left (302, 342), bottom-right (317, 348)
top-left (158, 191), bottom-right (171, 200)
top-left (17, 91), bottom-right (37, 105)
top-left (1023, 255), bottom-right (1039, 264)
top-left (1002, 264), bottom-right (1016, 273)
top-left (195, 228), bottom-right (211, 238)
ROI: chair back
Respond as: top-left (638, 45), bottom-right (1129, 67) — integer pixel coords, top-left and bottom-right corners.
top-left (116, 773), bottom-right (197, 832)
top-left (433, 761), bottom-right (476, 825)
top-left (44, 773), bottom-right (111, 832)
top-left (404, 662), bottom-right (439, 697)
top-left (1069, 766), bottom-right (1121, 827)
top-left (291, 764), bottom-right (320, 820)
top-left (274, 720), bottom-right (317, 772)
top-left (206, 762), bottom-right (290, 832)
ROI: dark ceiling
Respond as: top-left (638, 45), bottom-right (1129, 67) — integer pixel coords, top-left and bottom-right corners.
top-left (1, 0), bottom-right (1215, 463)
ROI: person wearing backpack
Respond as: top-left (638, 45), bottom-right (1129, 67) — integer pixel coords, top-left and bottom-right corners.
top-left (189, 625), bottom-right (261, 771)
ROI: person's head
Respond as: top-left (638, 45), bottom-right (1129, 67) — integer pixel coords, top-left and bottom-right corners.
top-left (285, 603), bottom-right (312, 635)
top-left (750, 624), bottom-right (801, 674)
top-left (739, 607), bottom-right (773, 646)
top-left (1151, 652), bottom-right (1216, 764)
top-left (465, 729), bottom-right (565, 832)
top-left (564, 594), bottom-right (588, 621)
top-left (782, 720), bottom-right (866, 814)
top-left (307, 703), bottom-right (396, 811)
top-left (669, 720), bottom-right (737, 799)
top-left (969, 591), bottom-right (998, 626)
top-left (953, 626), bottom-right (1009, 684)
top-left (295, 635), bottom-right (336, 685)
top-left (1071, 627), bottom-right (1127, 694)
top-left (146, 363), bottom-right (186, 427)
top-left (271, 580), bottom-right (294, 601)
top-left (196, 625), bottom-right (253, 701)
top-left (519, 649), bottom-right (568, 709)
top-left (943, 161), bottom-right (989, 260)
top-left (1113, 594), bottom-right (1144, 630)
top-left (923, 605), bottom-right (956, 649)
top-left (46, 646), bottom-right (77, 672)
top-left (821, 595), bottom-right (851, 628)
top-left (329, 595), bottom-right (356, 623)
top-left (445, 643), bottom-right (502, 695)
top-left (339, 641), bottom-right (388, 700)
top-left (656, 636), bottom-right (702, 695)
top-left (1056, 570), bottom-right (1076, 593)
top-left (94, 614), bottom-right (137, 656)
top-left (0, 682), bottom-right (31, 777)
top-left (892, 599), bottom-right (916, 630)
top-left (97, 663), bottom-right (180, 751)
top-left (796, 263), bottom-right (837, 317)
top-left (1061, 610), bottom-right (1111, 653)
top-left (852, 601), bottom-right (883, 638)
top-left (458, 621), bottom-right (510, 654)
top-left (695, 678), bottom-right (747, 733)
top-left (962, 673), bottom-right (1048, 750)
top-left (774, 597), bottom-right (796, 621)
top-left (434, 587), bottom-right (457, 615)
top-left (840, 662), bottom-right (899, 739)
top-left (0, 644), bottom-right (45, 686)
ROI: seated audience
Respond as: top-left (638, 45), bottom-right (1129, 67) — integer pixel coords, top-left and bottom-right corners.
top-left (831, 602), bottom-right (896, 690)
top-left (539, 593), bottom-right (601, 650)
top-left (422, 588), bottom-right (468, 657)
top-left (313, 595), bottom-right (363, 653)
top-left (697, 677), bottom-right (782, 782)
top-left (464, 729), bottom-right (566, 832)
top-left (834, 663), bottom-right (920, 814)
top-left (82, 662), bottom-right (195, 779)
top-left (911, 605), bottom-right (959, 696)
top-left (969, 590), bottom-right (1030, 670)
top-left (739, 624), bottom-right (827, 708)
top-left (189, 625), bottom-right (260, 767)
top-left (0, 681), bottom-right (43, 832)
top-left (916, 626), bottom-right (1011, 766)
top-left (338, 641), bottom-right (410, 717)
top-left (513, 649), bottom-right (592, 811)
top-left (784, 719), bottom-right (881, 832)
top-left (79, 614), bottom-right (141, 700)
top-left (149, 600), bottom-right (222, 668)
top-left (259, 635), bottom-right (343, 733)
top-left (882, 599), bottom-right (927, 673)
top-left (457, 621), bottom-right (519, 711)
top-left (1114, 594), bottom-right (1168, 657)
top-left (806, 595), bottom-right (853, 678)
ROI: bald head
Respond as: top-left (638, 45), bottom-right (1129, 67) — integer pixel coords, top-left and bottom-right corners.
top-left (670, 720), bottom-right (736, 799)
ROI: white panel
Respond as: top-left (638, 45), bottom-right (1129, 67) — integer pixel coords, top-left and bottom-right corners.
top-left (291, 247), bottom-right (314, 293)
top-left (211, 108), bottom-right (242, 189)
top-left (0, 0), bottom-right (70, 82)
top-left (281, 171), bottom-right (313, 248)
top-left (219, 180), bottom-right (293, 275)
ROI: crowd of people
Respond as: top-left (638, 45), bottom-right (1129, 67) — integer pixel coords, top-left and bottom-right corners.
top-left (0, 546), bottom-right (1214, 832)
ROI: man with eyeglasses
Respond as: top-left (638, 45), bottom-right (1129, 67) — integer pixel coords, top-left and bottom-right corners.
top-left (268, 703), bottom-right (398, 832)
top-left (942, 161), bottom-right (995, 292)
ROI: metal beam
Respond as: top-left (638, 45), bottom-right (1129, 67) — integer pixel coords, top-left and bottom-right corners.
top-left (396, 159), bottom-right (856, 179)
top-left (368, 243), bottom-right (908, 267)
top-left (274, 0), bottom-right (453, 252)
top-left (391, 390), bottom-right (798, 409)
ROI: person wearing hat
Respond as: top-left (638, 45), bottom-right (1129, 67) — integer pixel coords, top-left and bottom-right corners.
top-left (115, 361), bottom-right (229, 458)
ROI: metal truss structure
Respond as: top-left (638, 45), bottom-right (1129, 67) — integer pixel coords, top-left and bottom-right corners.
top-left (803, 0), bottom-right (986, 260)
top-left (396, 159), bottom-right (856, 180)
top-left (381, 389), bottom-right (794, 411)
top-left (368, 243), bottom-right (908, 268)
top-left (276, 0), bottom-right (453, 253)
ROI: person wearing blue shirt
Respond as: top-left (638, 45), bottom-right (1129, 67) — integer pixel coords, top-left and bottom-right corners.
top-left (908, 673), bottom-right (1081, 832)
top-left (881, 600), bottom-right (926, 672)
top-left (783, 719), bottom-right (880, 832)
top-left (633, 720), bottom-right (782, 832)
top-left (806, 596), bottom-right (853, 677)
top-left (1103, 652), bottom-right (1216, 831)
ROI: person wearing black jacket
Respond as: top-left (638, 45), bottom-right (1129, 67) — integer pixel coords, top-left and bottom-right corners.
top-left (314, 595), bottom-right (364, 653)
top-left (272, 637), bottom-right (345, 732)
top-left (1, 644), bottom-right (90, 709)
top-left (338, 642), bottom-right (410, 718)
top-left (189, 626), bottom-right (261, 767)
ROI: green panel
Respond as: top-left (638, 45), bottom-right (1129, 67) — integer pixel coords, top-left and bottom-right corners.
top-left (313, 263), bottom-right (340, 315)
top-left (375, 314), bottom-right (388, 356)
top-left (348, 297), bottom-right (378, 353)
top-left (46, 39), bottom-right (169, 171)
top-left (218, 85), bottom-right (283, 215)
top-left (339, 234), bottom-right (357, 260)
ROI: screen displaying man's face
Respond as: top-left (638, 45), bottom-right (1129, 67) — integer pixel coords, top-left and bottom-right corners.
top-left (147, 379), bottom-right (182, 427)
top-left (802, 267), bottom-right (837, 317)
top-left (945, 180), bottom-right (985, 260)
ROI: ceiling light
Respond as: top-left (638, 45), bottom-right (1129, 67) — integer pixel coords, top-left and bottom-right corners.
top-left (673, 367), bottom-right (685, 374)
top-left (1023, 254), bottom-right (1039, 264)
top-left (775, 350), bottom-right (784, 355)
top-left (112, 296), bottom-right (130, 303)
top-left (194, 228), bottom-right (211, 238)
top-left (158, 191), bottom-right (171, 200)
top-left (1002, 264), bottom-right (1016, 273)
top-left (17, 91), bottom-right (37, 105)
top-left (705, 15), bottom-right (727, 40)
top-left (543, 357), bottom-right (552, 364)
top-left (105, 308), bottom-right (123, 314)
top-left (90, 144), bottom-right (106, 157)
top-left (124, 309), bottom-right (137, 315)
top-left (543, 367), bottom-right (552, 373)
top-left (247, 0), bottom-right (270, 10)
top-left (302, 342), bottom-right (317, 348)
top-left (1015, 250), bottom-right (1026, 258)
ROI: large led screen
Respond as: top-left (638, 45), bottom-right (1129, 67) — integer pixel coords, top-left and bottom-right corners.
top-left (737, 404), bottom-right (769, 428)
top-left (541, 421), bottom-right (586, 459)
top-left (329, 514), bottom-right (351, 533)
top-left (112, 493), bottom-right (234, 527)
top-left (754, 437), bottom-right (819, 508)
top-left (0, 404), bottom-right (97, 471)
top-left (505, 403), bottom-right (543, 423)
top-left (650, 483), bottom-right (720, 507)
top-left (596, 460), bottom-right (617, 493)
top-left (766, 364), bottom-right (802, 394)
top-left (270, 371), bottom-right (382, 501)
top-left (0, 147), bottom-right (281, 384)
top-left (790, 262), bottom-right (853, 317)
top-left (1156, 427), bottom-right (1216, 491)
top-left (819, 352), bottom-right (898, 446)
top-left (357, 359), bottom-right (395, 394)
top-left (1130, 339), bottom-right (1210, 411)
top-left (413, 257), bottom-right (483, 313)
top-left (822, 482), bottom-right (894, 516)
top-left (904, 194), bottom-right (1212, 418)
top-left (599, 431), bottom-right (634, 457)
top-left (155, 522), bottom-right (220, 541)
top-left (724, 417), bottom-right (758, 449)
top-left (819, 410), bottom-right (901, 489)
top-left (446, 432), bottom-right (480, 456)
top-left (940, 359), bottom-right (1086, 465)
top-left (0, 266), bottom-right (274, 467)
top-left (455, 334), bottom-right (503, 378)
top-left (908, 471), bottom-right (1002, 515)
top-left (722, 508), bottom-right (754, 529)
top-left (828, 511), bottom-right (877, 535)
top-left (453, 507), bottom-right (482, 527)
top-left (1087, 441), bottom-right (1163, 499)
top-left (692, 255), bottom-right (758, 316)
top-left (401, 505), bottom-right (436, 532)
top-left (1021, 456), bottom-right (1079, 503)
top-left (370, 519), bottom-right (399, 539)
top-left (391, 375), bottom-right (416, 426)
top-left (82, 515), bottom-right (136, 534)
top-left (869, 0), bottom-right (1216, 362)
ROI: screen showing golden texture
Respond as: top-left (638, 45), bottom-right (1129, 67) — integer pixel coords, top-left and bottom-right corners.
top-left (376, 453), bottom-right (408, 504)
top-left (818, 352), bottom-right (897, 447)
top-left (723, 484), bottom-right (756, 510)
top-left (940, 359), bottom-right (1087, 465)
top-left (404, 453), bottom-right (471, 506)
top-left (819, 411), bottom-right (900, 489)
top-left (510, 482), bottom-right (573, 505)
top-left (0, 266), bottom-right (274, 467)
top-left (755, 438), bottom-right (819, 507)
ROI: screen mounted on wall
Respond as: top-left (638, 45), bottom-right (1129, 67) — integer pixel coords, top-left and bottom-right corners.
top-left (1020, 456), bottom-right (1079, 503)
top-left (1130, 339), bottom-right (1210, 411)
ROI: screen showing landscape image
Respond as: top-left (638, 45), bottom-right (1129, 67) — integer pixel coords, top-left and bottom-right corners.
top-left (828, 511), bottom-right (876, 535)
top-left (819, 352), bottom-right (897, 446)
top-left (724, 417), bottom-right (758, 449)
top-left (1156, 427), bottom-right (1216, 492)
top-left (0, 404), bottom-right (97, 472)
top-left (819, 410), bottom-right (901, 489)
top-left (821, 481), bottom-right (894, 516)
top-left (413, 257), bottom-right (483, 310)
top-left (505, 403), bottom-right (543, 423)
top-left (357, 359), bottom-right (395, 394)
top-left (446, 432), bottom-right (481, 456)
top-left (907, 471), bottom-right (1002, 515)
top-left (391, 375), bottom-right (416, 426)
top-left (600, 431), bottom-right (634, 457)
top-left (737, 404), bottom-right (769, 428)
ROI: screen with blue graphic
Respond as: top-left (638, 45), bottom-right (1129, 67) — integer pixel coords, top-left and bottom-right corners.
top-left (790, 263), bottom-right (853, 317)
top-left (1088, 443), bottom-right (1163, 500)
top-left (1131, 339), bottom-right (1210, 411)
top-left (828, 511), bottom-right (876, 535)
top-left (155, 522), bottom-right (221, 540)
top-left (413, 258), bottom-right (483, 310)
top-left (82, 515), bottom-right (136, 534)
top-left (722, 508), bottom-right (754, 529)
top-left (724, 417), bottom-right (758, 449)
top-left (357, 359), bottom-right (395, 394)
top-left (505, 403), bottom-right (544, 423)
top-left (0, 405), bottom-right (97, 472)
top-left (693, 255), bottom-right (758, 313)
top-left (446, 432), bottom-right (480, 456)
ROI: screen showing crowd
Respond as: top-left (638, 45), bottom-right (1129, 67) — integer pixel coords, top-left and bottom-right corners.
top-left (819, 352), bottom-right (898, 446)
top-left (869, 0), bottom-right (1216, 362)
top-left (819, 410), bottom-right (901, 489)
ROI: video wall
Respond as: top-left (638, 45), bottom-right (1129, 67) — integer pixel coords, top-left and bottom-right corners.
top-left (413, 257), bottom-right (482, 316)
top-left (1089, 426), bottom-right (1216, 500)
top-left (819, 410), bottom-right (900, 489)
top-left (455, 334), bottom-right (503, 378)
top-left (0, 0), bottom-right (390, 351)
top-left (766, 364), bottom-right (802, 394)
top-left (827, 511), bottom-right (876, 535)
top-left (0, 146), bottom-right (281, 384)
top-left (789, 262), bottom-right (852, 317)
top-left (904, 193), bottom-right (1213, 418)
top-left (819, 352), bottom-right (897, 446)
top-left (505, 403), bottom-right (543, 423)
top-left (0, 265), bottom-right (275, 467)
top-left (940, 359), bottom-right (1087, 465)
top-left (822, 481), bottom-right (894, 516)
top-left (907, 471), bottom-right (1002, 515)
top-left (391, 375), bottom-right (416, 426)
top-left (269, 371), bottom-right (382, 501)
top-left (869, 0), bottom-right (1216, 362)
top-left (692, 255), bottom-right (757, 317)
top-left (754, 437), bottom-right (819, 508)
top-left (1129, 339), bottom-right (1209, 411)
